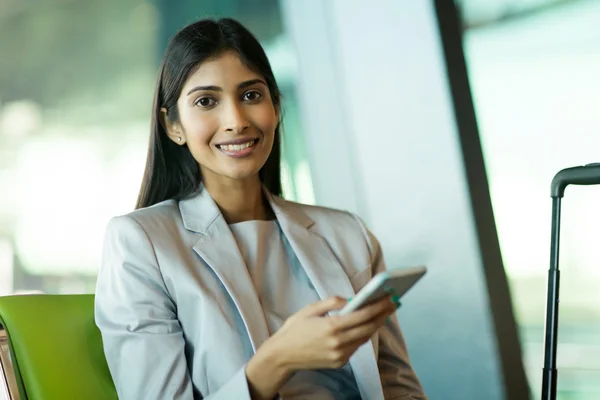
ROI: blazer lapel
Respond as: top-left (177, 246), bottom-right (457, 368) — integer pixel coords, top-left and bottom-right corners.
top-left (179, 189), bottom-right (270, 353)
top-left (267, 193), bottom-right (385, 400)
top-left (267, 194), bottom-right (355, 302)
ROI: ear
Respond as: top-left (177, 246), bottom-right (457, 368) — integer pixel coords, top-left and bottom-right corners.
top-left (160, 107), bottom-right (186, 145)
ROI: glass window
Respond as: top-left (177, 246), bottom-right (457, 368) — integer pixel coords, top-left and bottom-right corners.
top-left (461, 0), bottom-right (600, 398)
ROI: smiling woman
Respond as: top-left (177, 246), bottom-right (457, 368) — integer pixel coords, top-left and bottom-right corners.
top-left (94, 18), bottom-right (426, 400)
top-left (161, 52), bottom-right (279, 196)
top-left (137, 20), bottom-right (283, 215)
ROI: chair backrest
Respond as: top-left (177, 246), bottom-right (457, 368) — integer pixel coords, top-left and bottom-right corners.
top-left (0, 294), bottom-right (117, 400)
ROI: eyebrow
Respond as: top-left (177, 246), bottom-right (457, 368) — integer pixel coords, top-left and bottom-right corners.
top-left (186, 78), bottom-right (267, 96)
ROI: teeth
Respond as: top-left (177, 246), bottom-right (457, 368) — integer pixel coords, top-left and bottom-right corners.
top-left (220, 140), bottom-right (255, 152)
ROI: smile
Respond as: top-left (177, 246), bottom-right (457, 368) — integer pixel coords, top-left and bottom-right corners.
top-left (215, 138), bottom-right (259, 158)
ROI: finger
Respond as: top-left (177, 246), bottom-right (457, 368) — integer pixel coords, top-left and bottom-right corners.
top-left (333, 296), bottom-right (396, 329)
top-left (299, 296), bottom-right (348, 317)
top-left (334, 313), bottom-right (389, 345)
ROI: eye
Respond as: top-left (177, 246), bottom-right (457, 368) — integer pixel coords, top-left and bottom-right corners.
top-left (242, 90), bottom-right (262, 102)
top-left (195, 97), bottom-right (216, 108)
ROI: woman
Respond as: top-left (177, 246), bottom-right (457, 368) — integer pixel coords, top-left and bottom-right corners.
top-left (95, 18), bottom-right (426, 400)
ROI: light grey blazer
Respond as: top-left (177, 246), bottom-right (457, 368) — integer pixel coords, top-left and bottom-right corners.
top-left (95, 188), bottom-right (426, 400)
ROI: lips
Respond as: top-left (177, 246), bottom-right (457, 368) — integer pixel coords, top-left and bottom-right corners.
top-left (216, 139), bottom-right (258, 152)
top-left (215, 138), bottom-right (259, 158)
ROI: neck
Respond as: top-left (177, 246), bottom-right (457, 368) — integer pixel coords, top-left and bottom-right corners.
top-left (203, 176), bottom-right (273, 224)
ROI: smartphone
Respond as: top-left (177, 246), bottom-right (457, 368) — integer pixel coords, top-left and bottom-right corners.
top-left (337, 265), bottom-right (427, 315)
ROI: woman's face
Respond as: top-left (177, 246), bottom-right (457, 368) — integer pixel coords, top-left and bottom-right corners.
top-left (164, 51), bottom-right (279, 187)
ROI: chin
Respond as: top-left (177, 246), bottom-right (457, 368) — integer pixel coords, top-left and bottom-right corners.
top-left (222, 168), bottom-right (262, 182)
top-left (222, 159), bottom-right (267, 179)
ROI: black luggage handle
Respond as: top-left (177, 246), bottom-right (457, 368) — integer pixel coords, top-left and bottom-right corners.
top-left (551, 163), bottom-right (600, 198)
top-left (542, 162), bottom-right (600, 400)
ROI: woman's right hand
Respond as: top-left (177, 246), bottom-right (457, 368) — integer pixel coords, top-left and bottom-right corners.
top-left (270, 295), bottom-right (397, 370)
top-left (245, 295), bottom-right (397, 400)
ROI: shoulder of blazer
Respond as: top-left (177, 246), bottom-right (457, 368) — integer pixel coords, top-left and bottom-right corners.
top-left (275, 197), bottom-right (371, 250)
top-left (114, 199), bottom-right (182, 233)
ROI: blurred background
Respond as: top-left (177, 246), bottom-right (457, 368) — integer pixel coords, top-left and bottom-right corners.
top-left (0, 0), bottom-right (599, 398)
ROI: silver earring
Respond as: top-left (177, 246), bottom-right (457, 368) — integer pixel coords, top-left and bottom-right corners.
top-left (177, 137), bottom-right (181, 142)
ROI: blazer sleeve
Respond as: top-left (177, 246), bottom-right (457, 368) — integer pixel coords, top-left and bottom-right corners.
top-left (351, 214), bottom-right (428, 400)
top-left (95, 215), bottom-right (253, 400)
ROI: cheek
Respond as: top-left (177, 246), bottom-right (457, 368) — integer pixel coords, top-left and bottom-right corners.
top-left (181, 110), bottom-right (217, 146)
top-left (254, 107), bottom-right (278, 138)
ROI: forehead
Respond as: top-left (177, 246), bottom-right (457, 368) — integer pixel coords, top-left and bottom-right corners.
top-left (183, 51), bottom-right (261, 89)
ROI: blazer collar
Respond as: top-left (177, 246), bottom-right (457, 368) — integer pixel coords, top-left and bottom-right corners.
top-left (178, 186), bottom-right (313, 234)
top-left (178, 185), bottom-right (359, 311)
top-left (178, 187), bottom-right (222, 235)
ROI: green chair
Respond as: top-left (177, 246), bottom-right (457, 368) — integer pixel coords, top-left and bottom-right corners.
top-left (0, 294), bottom-right (117, 400)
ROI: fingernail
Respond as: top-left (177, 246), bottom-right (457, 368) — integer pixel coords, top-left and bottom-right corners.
top-left (391, 295), bottom-right (400, 303)
top-left (347, 297), bottom-right (353, 302)
top-left (395, 301), bottom-right (402, 309)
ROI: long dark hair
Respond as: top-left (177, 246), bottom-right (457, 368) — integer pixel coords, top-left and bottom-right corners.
top-left (136, 18), bottom-right (282, 209)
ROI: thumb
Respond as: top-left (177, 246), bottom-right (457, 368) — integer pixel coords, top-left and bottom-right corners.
top-left (299, 296), bottom-right (348, 317)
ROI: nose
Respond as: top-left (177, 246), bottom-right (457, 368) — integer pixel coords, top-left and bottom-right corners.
top-left (222, 100), bottom-right (249, 134)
